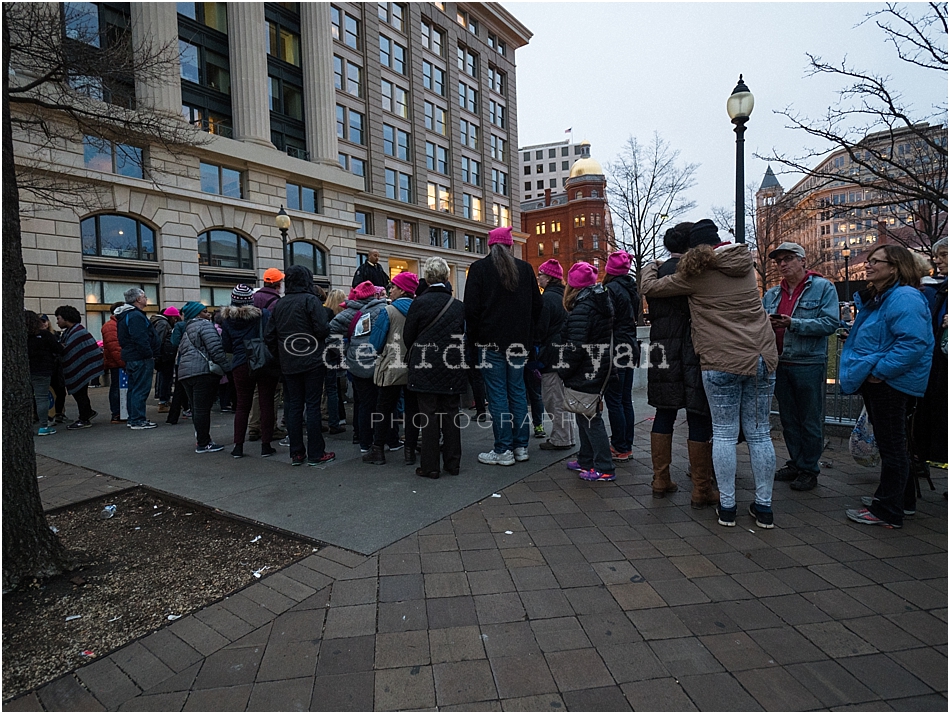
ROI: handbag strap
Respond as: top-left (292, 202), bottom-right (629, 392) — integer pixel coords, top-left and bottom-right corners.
top-left (416, 295), bottom-right (454, 344)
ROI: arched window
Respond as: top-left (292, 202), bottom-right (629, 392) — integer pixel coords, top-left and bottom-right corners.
top-left (288, 241), bottom-right (328, 276)
top-left (198, 229), bottom-right (253, 269)
top-left (81, 214), bottom-right (156, 261)
top-left (591, 189), bottom-right (599, 198)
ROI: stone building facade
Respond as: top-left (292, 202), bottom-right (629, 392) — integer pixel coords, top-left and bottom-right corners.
top-left (13, 2), bottom-right (531, 340)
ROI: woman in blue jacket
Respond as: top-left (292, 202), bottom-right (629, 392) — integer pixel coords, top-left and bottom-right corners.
top-left (840, 245), bottom-right (933, 528)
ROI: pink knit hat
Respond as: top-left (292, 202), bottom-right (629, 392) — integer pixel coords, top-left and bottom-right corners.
top-left (162, 306), bottom-right (181, 317)
top-left (352, 280), bottom-right (376, 300)
top-left (391, 271), bottom-right (419, 296)
top-left (605, 250), bottom-right (632, 276)
top-left (488, 225), bottom-right (513, 247)
top-left (568, 262), bottom-right (598, 289)
top-left (538, 259), bottom-right (564, 281)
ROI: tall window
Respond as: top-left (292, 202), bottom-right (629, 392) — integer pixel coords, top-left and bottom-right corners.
top-left (421, 19), bottom-right (444, 56)
top-left (456, 8), bottom-right (477, 35)
top-left (457, 45), bottom-right (478, 78)
top-left (383, 125), bottom-right (411, 161)
top-left (286, 182), bottom-right (319, 213)
top-left (379, 35), bottom-right (407, 74)
top-left (385, 169), bottom-right (412, 203)
top-left (488, 32), bottom-right (506, 56)
top-left (426, 142), bottom-right (448, 174)
top-left (487, 66), bottom-right (505, 95)
top-left (266, 18), bottom-right (300, 65)
top-left (289, 241), bottom-right (327, 276)
top-left (427, 183), bottom-right (451, 212)
top-left (199, 161), bottom-right (242, 198)
top-left (331, 6), bottom-right (360, 49)
top-left (458, 81), bottom-right (478, 113)
top-left (490, 135), bottom-right (506, 162)
top-left (461, 157), bottom-right (480, 185)
top-left (355, 210), bottom-right (372, 234)
top-left (179, 4), bottom-right (232, 136)
top-left (459, 119), bottom-right (478, 149)
top-left (381, 80), bottom-right (409, 118)
top-left (83, 136), bottom-right (143, 179)
top-left (423, 61), bottom-right (445, 96)
top-left (337, 105), bottom-right (365, 144)
top-left (489, 100), bottom-right (505, 128)
top-left (64, 3), bottom-right (135, 107)
top-left (424, 102), bottom-right (446, 135)
top-left (491, 169), bottom-right (508, 196)
top-left (198, 229), bottom-right (253, 269)
top-left (377, 2), bottom-right (405, 31)
top-left (491, 204), bottom-right (509, 227)
top-left (462, 194), bottom-right (482, 221)
top-left (81, 214), bottom-right (156, 261)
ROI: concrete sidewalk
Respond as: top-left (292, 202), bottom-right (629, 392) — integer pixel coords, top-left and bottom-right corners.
top-left (10, 411), bottom-right (948, 711)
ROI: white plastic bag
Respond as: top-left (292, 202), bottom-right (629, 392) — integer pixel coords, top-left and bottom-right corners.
top-left (849, 406), bottom-right (880, 468)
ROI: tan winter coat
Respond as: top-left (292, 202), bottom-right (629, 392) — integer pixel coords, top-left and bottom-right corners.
top-left (374, 304), bottom-right (409, 387)
top-left (640, 243), bottom-right (778, 377)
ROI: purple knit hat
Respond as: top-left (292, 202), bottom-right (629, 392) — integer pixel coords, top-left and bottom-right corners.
top-left (605, 251), bottom-right (632, 276)
top-left (488, 225), bottom-right (513, 246)
top-left (538, 259), bottom-right (564, 281)
top-left (567, 262), bottom-right (598, 289)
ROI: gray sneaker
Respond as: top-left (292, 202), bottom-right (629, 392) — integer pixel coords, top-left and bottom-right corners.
top-left (478, 450), bottom-right (515, 466)
top-left (860, 495), bottom-right (915, 516)
top-left (513, 447), bottom-right (529, 462)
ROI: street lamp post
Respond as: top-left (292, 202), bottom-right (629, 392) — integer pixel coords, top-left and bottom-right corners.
top-left (726, 75), bottom-right (754, 244)
top-left (841, 247), bottom-right (851, 301)
top-left (276, 206), bottom-right (291, 272)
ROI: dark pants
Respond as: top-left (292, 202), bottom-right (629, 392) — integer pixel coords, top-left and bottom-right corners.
top-left (284, 368), bottom-right (327, 460)
top-left (352, 376), bottom-right (378, 450)
top-left (525, 368), bottom-right (544, 428)
top-left (774, 362), bottom-right (825, 476)
top-left (155, 363), bottom-right (174, 403)
top-left (51, 366), bottom-right (66, 417)
top-left (416, 392), bottom-right (462, 475)
top-left (604, 367), bottom-right (635, 452)
top-left (31, 374), bottom-right (52, 427)
top-left (861, 381), bottom-right (910, 526)
top-left (652, 407), bottom-right (713, 442)
top-left (182, 373), bottom-right (219, 448)
top-left (166, 378), bottom-right (190, 424)
top-left (576, 409), bottom-right (615, 475)
top-left (325, 369), bottom-right (341, 427)
top-left (232, 363), bottom-right (278, 445)
top-left (108, 367), bottom-right (122, 418)
top-left (373, 385), bottom-right (414, 449)
top-left (125, 358), bottom-right (154, 426)
top-left (70, 384), bottom-right (94, 422)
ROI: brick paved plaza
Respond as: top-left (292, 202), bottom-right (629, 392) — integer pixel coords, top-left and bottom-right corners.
top-left (9, 418), bottom-right (948, 712)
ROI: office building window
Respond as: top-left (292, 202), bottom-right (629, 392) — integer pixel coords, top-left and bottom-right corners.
top-left (549, 179), bottom-right (557, 188)
top-left (379, 35), bottom-right (407, 74)
top-left (488, 32), bottom-right (506, 56)
top-left (198, 229), bottom-right (253, 269)
top-left (574, 215), bottom-right (586, 228)
top-left (422, 60), bottom-right (445, 96)
top-left (491, 169), bottom-right (508, 196)
top-left (457, 45), bottom-right (478, 78)
top-left (199, 161), bottom-right (242, 198)
top-left (489, 100), bottom-right (505, 128)
top-left (461, 156), bottom-right (480, 185)
top-left (458, 81), bottom-right (478, 113)
top-left (385, 169), bottom-right (413, 203)
top-left (561, 160), bottom-right (568, 170)
top-left (266, 18), bottom-right (300, 66)
top-left (331, 6), bottom-right (360, 49)
top-left (286, 182), bottom-right (319, 213)
top-left (456, 8), bottom-right (477, 35)
top-left (536, 180), bottom-right (543, 190)
top-left (459, 119), bottom-right (479, 149)
top-left (561, 147), bottom-right (569, 156)
top-left (491, 204), bottom-right (509, 227)
top-left (177, 2), bottom-right (228, 33)
top-left (83, 136), bottom-right (143, 179)
top-left (377, 2), bottom-right (405, 31)
top-left (426, 142), bottom-right (449, 173)
top-left (388, 218), bottom-right (416, 242)
top-left (355, 210), bottom-right (372, 234)
top-left (268, 75), bottom-right (303, 119)
top-left (336, 105), bottom-right (364, 144)
top-left (490, 135), bottom-right (506, 162)
top-left (462, 194), bottom-right (482, 221)
top-left (524, 181), bottom-right (531, 191)
top-left (487, 66), bottom-right (505, 95)
top-left (288, 241), bottom-right (328, 276)
top-left (383, 124), bottom-right (411, 161)
top-left (421, 19), bottom-right (444, 56)
top-left (381, 79), bottom-right (409, 118)
top-left (548, 162), bottom-right (555, 171)
top-left (429, 226), bottom-right (455, 249)
top-left (427, 182), bottom-right (452, 212)
top-left (424, 101), bottom-right (446, 135)
top-left (81, 214), bottom-right (156, 261)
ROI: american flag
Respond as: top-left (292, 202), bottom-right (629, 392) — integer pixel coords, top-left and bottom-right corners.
top-left (564, 127), bottom-right (572, 133)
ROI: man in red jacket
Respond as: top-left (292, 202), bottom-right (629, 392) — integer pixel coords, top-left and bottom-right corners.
top-left (100, 302), bottom-right (126, 422)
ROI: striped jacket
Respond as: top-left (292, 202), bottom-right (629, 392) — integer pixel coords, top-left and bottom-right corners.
top-left (60, 323), bottom-right (103, 394)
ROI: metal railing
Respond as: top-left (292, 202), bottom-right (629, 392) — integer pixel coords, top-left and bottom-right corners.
top-left (824, 334), bottom-right (863, 426)
top-left (286, 145), bottom-right (311, 161)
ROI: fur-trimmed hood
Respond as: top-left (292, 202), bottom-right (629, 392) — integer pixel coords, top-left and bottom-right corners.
top-left (221, 304), bottom-right (262, 322)
top-left (678, 243), bottom-right (752, 280)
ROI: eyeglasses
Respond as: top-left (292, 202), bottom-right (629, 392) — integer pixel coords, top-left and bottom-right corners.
top-left (772, 256), bottom-right (800, 265)
top-left (865, 258), bottom-right (892, 266)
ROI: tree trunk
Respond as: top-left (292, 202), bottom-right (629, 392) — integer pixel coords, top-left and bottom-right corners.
top-left (2, 9), bottom-right (71, 593)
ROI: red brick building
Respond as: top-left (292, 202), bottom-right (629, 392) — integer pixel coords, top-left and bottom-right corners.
top-left (520, 142), bottom-right (615, 278)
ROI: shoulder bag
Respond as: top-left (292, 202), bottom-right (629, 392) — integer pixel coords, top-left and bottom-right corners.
top-left (244, 317), bottom-right (279, 378)
top-left (563, 290), bottom-right (615, 418)
top-left (187, 324), bottom-right (225, 377)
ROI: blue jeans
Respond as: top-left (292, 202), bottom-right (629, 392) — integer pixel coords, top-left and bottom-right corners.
top-left (774, 362), bottom-right (825, 476)
top-left (284, 368), bottom-right (327, 460)
top-left (125, 358), bottom-right (154, 426)
top-left (702, 357), bottom-right (776, 509)
top-left (481, 349), bottom-right (530, 453)
top-left (576, 411), bottom-right (615, 474)
top-left (108, 367), bottom-right (122, 418)
top-left (604, 366), bottom-right (635, 452)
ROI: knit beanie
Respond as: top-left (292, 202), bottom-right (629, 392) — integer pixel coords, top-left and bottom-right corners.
top-left (162, 306), bottom-right (180, 318)
top-left (352, 280), bottom-right (376, 301)
top-left (605, 251), bottom-right (632, 276)
top-left (538, 259), bottom-right (564, 281)
top-left (230, 284), bottom-right (254, 306)
top-left (663, 224), bottom-right (691, 255)
top-left (688, 219), bottom-right (721, 248)
top-left (181, 301), bottom-right (205, 320)
top-left (391, 271), bottom-right (419, 297)
top-left (567, 262), bottom-right (598, 289)
top-left (488, 225), bottom-right (513, 247)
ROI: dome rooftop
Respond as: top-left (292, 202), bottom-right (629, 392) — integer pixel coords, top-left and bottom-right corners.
top-left (569, 156), bottom-right (604, 178)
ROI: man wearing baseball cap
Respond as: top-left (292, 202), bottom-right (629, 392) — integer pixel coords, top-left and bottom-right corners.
top-left (248, 267), bottom-right (287, 442)
top-left (762, 242), bottom-right (839, 491)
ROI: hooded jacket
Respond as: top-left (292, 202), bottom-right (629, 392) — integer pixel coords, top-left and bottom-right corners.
top-left (149, 313), bottom-right (174, 368)
top-left (115, 303), bottom-right (160, 362)
top-left (463, 252), bottom-right (542, 351)
top-left (558, 284), bottom-right (619, 394)
top-left (264, 265), bottom-right (329, 375)
top-left (640, 243), bottom-right (779, 376)
top-left (176, 318), bottom-right (228, 380)
top-left (839, 283), bottom-right (933, 397)
top-left (370, 297), bottom-right (412, 387)
top-left (535, 282), bottom-right (567, 373)
top-left (646, 256), bottom-right (709, 416)
top-left (101, 314), bottom-right (125, 370)
top-left (328, 295), bottom-right (388, 378)
top-left (762, 273), bottom-right (839, 365)
top-left (605, 274), bottom-right (641, 362)
top-left (221, 305), bottom-right (270, 370)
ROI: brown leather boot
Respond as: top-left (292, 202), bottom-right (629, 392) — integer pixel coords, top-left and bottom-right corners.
top-left (650, 433), bottom-right (678, 498)
top-left (362, 446), bottom-right (386, 465)
top-left (688, 440), bottom-right (718, 509)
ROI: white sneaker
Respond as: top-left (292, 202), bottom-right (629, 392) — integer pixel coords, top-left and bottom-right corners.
top-left (514, 447), bottom-right (529, 462)
top-left (478, 450), bottom-right (515, 466)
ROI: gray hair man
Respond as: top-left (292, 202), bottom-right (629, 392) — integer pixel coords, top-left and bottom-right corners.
top-left (115, 287), bottom-right (160, 429)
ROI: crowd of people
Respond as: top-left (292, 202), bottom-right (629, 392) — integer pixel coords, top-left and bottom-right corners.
top-left (26, 223), bottom-right (947, 529)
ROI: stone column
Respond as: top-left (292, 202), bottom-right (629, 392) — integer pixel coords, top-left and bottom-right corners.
top-left (227, 2), bottom-right (273, 146)
top-left (130, 3), bottom-right (181, 114)
top-left (300, 2), bottom-right (339, 165)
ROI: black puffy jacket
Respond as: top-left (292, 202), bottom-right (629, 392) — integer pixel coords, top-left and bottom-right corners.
top-left (404, 286), bottom-right (467, 394)
top-left (264, 265), bottom-right (329, 375)
top-left (646, 257), bottom-right (710, 416)
top-left (558, 285), bottom-right (618, 394)
top-left (605, 274), bottom-right (641, 365)
top-left (535, 283), bottom-right (567, 373)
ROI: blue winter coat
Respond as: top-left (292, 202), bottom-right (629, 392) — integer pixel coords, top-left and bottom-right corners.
top-left (839, 284), bottom-right (933, 397)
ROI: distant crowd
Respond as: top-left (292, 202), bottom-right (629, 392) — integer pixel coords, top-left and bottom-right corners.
top-left (27, 224), bottom-right (947, 530)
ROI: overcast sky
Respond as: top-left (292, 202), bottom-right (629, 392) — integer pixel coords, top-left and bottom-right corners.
top-left (506, 1), bottom-right (947, 225)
